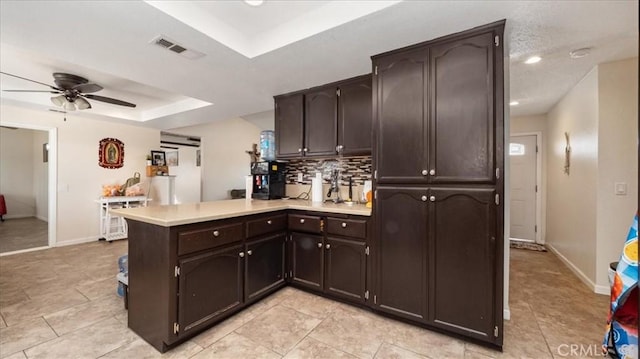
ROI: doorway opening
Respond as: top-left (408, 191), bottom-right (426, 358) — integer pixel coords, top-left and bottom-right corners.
top-left (509, 132), bottom-right (542, 244)
top-left (0, 123), bottom-right (57, 256)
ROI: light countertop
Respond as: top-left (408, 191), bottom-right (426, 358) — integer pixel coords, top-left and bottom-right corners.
top-left (110, 199), bottom-right (371, 227)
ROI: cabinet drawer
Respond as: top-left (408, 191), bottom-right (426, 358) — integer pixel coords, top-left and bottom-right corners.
top-left (178, 223), bottom-right (243, 256)
top-left (288, 214), bottom-right (323, 234)
top-left (247, 214), bottom-right (287, 238)
top-left (326, 217), bottom-right (367, 239)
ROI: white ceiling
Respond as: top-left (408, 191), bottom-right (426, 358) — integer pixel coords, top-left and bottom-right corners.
top-left (0, 0), bottom-right (637, 130)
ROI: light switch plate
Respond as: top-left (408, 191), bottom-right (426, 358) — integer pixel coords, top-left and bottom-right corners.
top-left (297, 173), bottom-right (304, 183)
top-left (615, 182), bottom-right (627, 195)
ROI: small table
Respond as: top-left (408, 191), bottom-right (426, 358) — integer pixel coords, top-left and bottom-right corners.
top-left (96, 196), bottom-right (149, 241)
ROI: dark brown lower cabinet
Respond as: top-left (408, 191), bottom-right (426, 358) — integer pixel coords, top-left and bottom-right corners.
top-left (429, 188), bottom-right (498, 342)
top-left (324, 237), bottom-right (366, 303)
top-left (245, 233), bottom-right (286, 302)
top-left (290, 232), bottom-right (324, 290)
top-left (178, 244), bottom-right (243, 336)
top-left (375, 187), bottom-right (428, 322)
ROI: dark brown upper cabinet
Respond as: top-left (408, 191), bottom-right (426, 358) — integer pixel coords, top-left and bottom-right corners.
top-left (373, 29), bottom-right (499, 185)
top-left (304, 87), bottom-right (338, 157)
top-left (429, 32), bottom-right (495, 183)
top-left (338, 75), bottom-right (372, 156)
top-left (275, 74), bottom-right (372, 159)
top-left (275, 93), bottom-right (304, 158)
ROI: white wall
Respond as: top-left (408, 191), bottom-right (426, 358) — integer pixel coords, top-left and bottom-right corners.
top-left (170, 117), bottom-right (261, 201)
top-left (545, 57), bottom-right (638, 294)
top-left (33, 130), bottom-right (49, 221)
top-left (595, 58), bottom-right (638, 290)
top-left (0, 127), bottom-right (35, 218)
top-left (510, 115), bottom-right (547, 243)
top-left (1, 104), bottom-right (159, 245)
top-left (546, 67), bottom-right (599, 285)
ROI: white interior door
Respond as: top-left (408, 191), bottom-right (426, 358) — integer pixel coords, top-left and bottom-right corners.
top-left (509, 134), bottom-right (538, 242)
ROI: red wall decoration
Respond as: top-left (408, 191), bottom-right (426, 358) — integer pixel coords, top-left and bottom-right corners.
top-left (99, 138), bottom-right (124, 169)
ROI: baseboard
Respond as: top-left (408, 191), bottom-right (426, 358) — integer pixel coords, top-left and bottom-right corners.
top-left (36, 215), bottom-right (49, 222)
top-left (55, 236), bottom-right (97, 247)
top-left (0, 246), bottom-right (49, 257)
top-left (503, 308), bottom-right (511, 320)
top-left (594, 285), bottom-right (610, 295)
top-left (546, 243), bottom-right (608, 296)
top-left (3, 214), bottom-right (34, 219)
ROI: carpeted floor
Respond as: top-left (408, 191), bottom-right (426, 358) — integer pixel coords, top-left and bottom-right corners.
top-left (0, 217), bottom-right (48, 254)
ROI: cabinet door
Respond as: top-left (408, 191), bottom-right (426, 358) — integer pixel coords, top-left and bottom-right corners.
top-left (290, 232), bottom-right (324, 291)
top-left (178, 244), bottom-right (243, 335)
top-left (325, 237), bottom-right (367, 303)
top-left (374, 49), bottom-right (429, 184)
top-left (428, 188), bottom-right (498, 343)
top-left (305, 87), bottom-right (337, 157)
top-left (338, 76), bottom-right (372, 156)
top-left (275, 93), bottom-right (304, 158)
top-left (375, 187), bottom-right (428, 321)
top-left (429, 32), bottom-right (495, 183)
top-left (245, 233), bottom-right (286, 302)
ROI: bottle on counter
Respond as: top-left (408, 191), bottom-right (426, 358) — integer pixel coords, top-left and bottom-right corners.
top-left (260, 130), bottom-right (276, 161)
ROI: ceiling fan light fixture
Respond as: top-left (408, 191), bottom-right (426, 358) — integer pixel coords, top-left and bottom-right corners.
top-left (76, 96), bottom-right (91, 110)
top-left (51, 95), bottom-right (66, 107)
top-left (63, 100), bottom-right (77, 111)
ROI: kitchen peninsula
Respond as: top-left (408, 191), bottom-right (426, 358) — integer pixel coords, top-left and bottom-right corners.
top-left (111, 199), bottom-right (372, 352)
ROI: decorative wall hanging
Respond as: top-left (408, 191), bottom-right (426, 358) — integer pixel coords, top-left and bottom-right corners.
top-left (150, 150), bottom-right (166, 166)
top-left (166, 150), bottom-right (179, 166)
top-left (99, 138), bottom-right (124, 169)
top-left (564, 132), bottom-right (571, 175)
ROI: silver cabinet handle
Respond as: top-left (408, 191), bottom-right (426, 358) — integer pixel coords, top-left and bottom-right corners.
top-left (341, 222), bottom-right (347, 228)
top-left (317, 242), bottom-right (323, 248)
top-left (300, 218), bottom-right (305, 224)
top-left (429, 169), bottom-right (436, 176)
top-left (267, 220), bottom-right (272, 225)
top-left (303, 148), bottom-right (308, 152)
top-left (213, 230), bottom-right (220, 237)
top-left (430, 196), bottom-right (436, 202)
top-left (421, 195), bottom-right (427, 202)
top-left (421, 169), bottom-right (428, 176)
top-left (247, 250), bottom-right (253, 256)
top-left (239, 252), bottom-right (245, 258)
top-left (326, 244), bottom-right (331, 249)
top-left (298, 148), bottom-right (302, 152)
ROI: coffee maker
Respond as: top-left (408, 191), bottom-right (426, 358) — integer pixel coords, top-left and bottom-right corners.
top-left (251, 161), bottom-right (286, 200)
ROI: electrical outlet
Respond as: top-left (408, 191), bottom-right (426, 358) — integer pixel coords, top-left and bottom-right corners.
top-left (297, 173), bottom-right (304, 183)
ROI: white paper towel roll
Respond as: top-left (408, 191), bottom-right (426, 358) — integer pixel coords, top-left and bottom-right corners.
top-left (245, 175), bottom-right (253, 201)
top-left (312, 177), bottom-right (323, 203)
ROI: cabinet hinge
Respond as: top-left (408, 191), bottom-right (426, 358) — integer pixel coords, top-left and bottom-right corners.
top-left (495, 194), bottom-right (500, 206)
top-left (374, 189), bottom-right (377, 200)
top-left (173, 322), bottom-right (180, 335)
top-left (374, 66), bottom-right (378, 75)
top-left (374, 170), bottom-right (377, 180)
top-left (174, 265), bottom-right (180, 277)
top-left (284, 272), bottom-right (288, 279)
top-left (494, 325), bottom-right (499, 337)
top-left (495, 168), bottom-right (500, 179)
top-left (364, 290), bottom-right (369, 300)
top-left (494, 35), bottom-right (499, 47)
top-left (336, 88), bottom-right (341, 97)
top-left (374, 295), bottom-right (377, 304)
top-left (365, 246), bottom-right (370, 256)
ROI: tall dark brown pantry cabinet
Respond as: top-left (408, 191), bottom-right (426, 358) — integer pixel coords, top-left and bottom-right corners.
top-left (371, 20), bottom-right (505, 347)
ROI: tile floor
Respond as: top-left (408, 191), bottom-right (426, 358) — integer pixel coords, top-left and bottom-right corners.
top-left (0, 218), bottom-right (48, 254)
top-left (0, 240), bottom-right (609, 358)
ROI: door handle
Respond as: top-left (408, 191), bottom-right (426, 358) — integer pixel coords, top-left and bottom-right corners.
top-left (317, 242), bottom-right (322, 248)
top-left (212, 230), bottom-right (220, 237)
top-left (326, 244), bottom-right (331, 249)
top-left (267, 220), bottom-right (272, 225)
top-left (247, 250), bottom-right (253, 256)
top-left (239, 252), bottom-right (245, 258)
top-left (300, 218), bottom-right (305, 224)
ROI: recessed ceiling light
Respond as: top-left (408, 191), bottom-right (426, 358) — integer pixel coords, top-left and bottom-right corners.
top-left (510, 101), bottom-right (519, 106)
top-left (524, 56), bottom-right (541, 64)
top-left (569, 47), bottom-right (591, 59)
top-left (244, 0), bottom-right (264, 6)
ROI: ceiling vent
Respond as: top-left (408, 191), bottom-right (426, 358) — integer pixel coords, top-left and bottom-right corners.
top-left (150, 35), bottom-right (205, 60)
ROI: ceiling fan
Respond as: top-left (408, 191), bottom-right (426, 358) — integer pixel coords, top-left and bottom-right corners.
top-left (0, 71), bottom-right (136, 111)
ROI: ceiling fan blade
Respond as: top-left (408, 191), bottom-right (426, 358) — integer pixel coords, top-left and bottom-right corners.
top-left (3, 89), bottom-right (60, 93)
top-left (73, 83), bottom-right (103, 93)
top-left (0, 71), bottom-right (62, 91)
top-left (84, 94), bottom-right (136, 108)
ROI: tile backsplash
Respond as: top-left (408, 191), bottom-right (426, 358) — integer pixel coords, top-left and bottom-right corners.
top-left (284, 156), bottom-right (372, 186)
